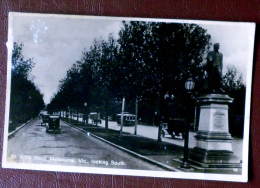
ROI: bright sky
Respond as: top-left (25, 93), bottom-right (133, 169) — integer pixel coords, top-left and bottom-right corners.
top-left (200, 22), bottom-right (255, 81)
top-left (9, 13), bottom-right (255, 105)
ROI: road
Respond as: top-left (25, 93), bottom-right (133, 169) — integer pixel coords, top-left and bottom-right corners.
top-left (6, 118), bottom-right (165, 171)
top-left (71, 117), bottom-right (243, 161)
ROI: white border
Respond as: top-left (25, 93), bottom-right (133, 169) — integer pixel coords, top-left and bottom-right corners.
top-left (2, 12), bottom-right (255, 182)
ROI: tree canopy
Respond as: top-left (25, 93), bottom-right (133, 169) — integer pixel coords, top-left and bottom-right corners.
top-left (48, 21), bottom-right (212, 120)
top-left (47, 21), bottom-right (246, 136)
top-left (117, 21), bottom-right (211, 121)
top-left (10, 42), bottom-right (45, 123)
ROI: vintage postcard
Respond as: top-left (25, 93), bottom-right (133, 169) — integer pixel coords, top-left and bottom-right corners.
top-left (2, 12), bottom-right (255, 182)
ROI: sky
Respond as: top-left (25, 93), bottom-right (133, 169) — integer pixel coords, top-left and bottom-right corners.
top-left (9, 13), bottom-right (255, 105)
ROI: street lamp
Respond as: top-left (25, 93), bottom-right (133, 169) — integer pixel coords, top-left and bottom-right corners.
top-left (180, 76), bottom-right (195, 169)
top-left (84, 102), bottom-right (87, 125)
top-left (185, 77), bottom-right (195, 92)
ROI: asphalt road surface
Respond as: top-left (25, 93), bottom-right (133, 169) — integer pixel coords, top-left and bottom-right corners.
top-left (6, 118), bottom-right (164, 171)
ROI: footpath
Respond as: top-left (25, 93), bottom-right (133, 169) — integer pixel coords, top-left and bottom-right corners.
top-left (61, 118), bottom-right (242, 174)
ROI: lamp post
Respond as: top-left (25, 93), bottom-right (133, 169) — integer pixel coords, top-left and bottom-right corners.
top-left (84, 102), bottom-right (87, 125)
top-left (185, 77), bottom-right (195, 93)
top-left (180, 76), bottom-right (195, 169)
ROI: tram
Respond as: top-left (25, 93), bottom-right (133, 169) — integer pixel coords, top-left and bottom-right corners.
top-left (89, 112), bottom-right (102, 124)
top-left (116, 113), bottom-right (135, 126)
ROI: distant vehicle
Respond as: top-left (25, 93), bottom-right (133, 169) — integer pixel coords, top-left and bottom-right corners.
top-left (160, 123), bottom-right (168, 137)
top-left (89, 112), bottom-right (102, 124)
top-left (41, 114), bottom-right (49, 126)
top-left (46, 115), bottom-right (61, 133)
top-left (78, 113), bottom-right (83, 118)
top-left (117, 113), bottom-right (135, 126)
top-left (39, 110), bottom-right (49, 120)
top-left (161, 118), bottom-right (187, 139)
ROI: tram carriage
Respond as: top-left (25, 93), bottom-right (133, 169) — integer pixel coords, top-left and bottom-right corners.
top-left (89, 112), bottom-right (102, 124)
top-left (117, 113), bottom-right (135, 126)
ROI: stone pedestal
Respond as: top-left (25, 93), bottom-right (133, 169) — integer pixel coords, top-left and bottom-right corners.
top-left (189, 94), bottom-right (242, 168)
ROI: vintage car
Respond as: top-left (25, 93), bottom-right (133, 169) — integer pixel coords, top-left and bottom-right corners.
top-left (161, 118), bottom-right (187, 139)
top-left (92, 119), bottom-right (102, 124)
top-left (89, 112), bottom-right (102, 124)
top-left (41, 114), bottom-right (49, 126)
top-left (46, 115), bottom-right (61, 133)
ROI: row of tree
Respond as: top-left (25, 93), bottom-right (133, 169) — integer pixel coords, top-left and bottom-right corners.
top-left (10, 42), bottom-right (45, 123)
top-left (47, 21), bottom-right (245, 136)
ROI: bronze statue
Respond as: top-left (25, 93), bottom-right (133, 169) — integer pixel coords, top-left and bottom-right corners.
top-left (206, 43), bottom-right (224, 93)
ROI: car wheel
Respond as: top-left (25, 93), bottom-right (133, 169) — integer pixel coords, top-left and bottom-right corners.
top-left (46, 128), bottom-right (49, 133)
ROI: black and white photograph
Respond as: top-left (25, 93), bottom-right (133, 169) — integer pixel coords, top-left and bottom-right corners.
top-left (2, 12), bottom-right (255, 182)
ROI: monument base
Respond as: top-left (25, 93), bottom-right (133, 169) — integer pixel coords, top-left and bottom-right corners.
top-left (189, 147), bottom-right (242, 168)
top-left (172, 158), bottom-right (242, 174)
top-left (189, 94), bottom-right (242, 169)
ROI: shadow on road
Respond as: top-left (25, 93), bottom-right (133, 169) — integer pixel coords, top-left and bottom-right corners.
top-left (61, 118), bottom-right (184, 157)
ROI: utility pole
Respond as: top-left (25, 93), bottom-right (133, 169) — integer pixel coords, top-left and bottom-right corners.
top-left (134, 97), bottom-right (138, 135)
top-left (120, 97), bottom-right (125, 136)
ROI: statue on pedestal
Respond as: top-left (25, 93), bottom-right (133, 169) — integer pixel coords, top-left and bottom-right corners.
top-left (188, 43), bottom-right (241, 171)
top-left (206, 43), bottom-right (224, 93)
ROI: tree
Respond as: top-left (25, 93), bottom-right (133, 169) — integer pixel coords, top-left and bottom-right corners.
top-left (12, 43), bottom-right (35, 79)
top-left (82, 34), bottom-right (119, 130)
top-left (117, 21), bottom-right (211, 123)
top-left (223, 65), bottom-right (244, 93)
top-left (223, 66), bottom-right (246, 137)
top-left (48, 60), bottom-right (92, 118)
top-left (10, 42), bottom-right (45, 123)
top-left (48, 21), bottom-right (212, 131)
